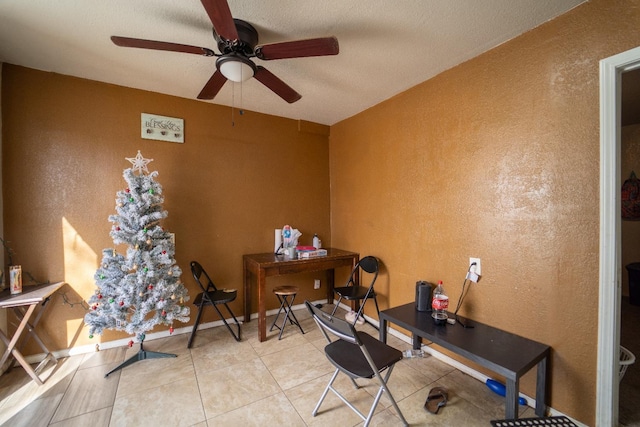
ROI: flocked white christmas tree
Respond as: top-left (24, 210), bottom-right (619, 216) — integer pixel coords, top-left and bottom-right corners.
top-left (85, 151), bottom-right (189, 376)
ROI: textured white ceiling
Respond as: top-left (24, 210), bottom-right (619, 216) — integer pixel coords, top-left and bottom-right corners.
top-left (0, 0), bottom-right (586, 126)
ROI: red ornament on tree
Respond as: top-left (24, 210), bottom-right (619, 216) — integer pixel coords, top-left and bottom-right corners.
top-left (119, 301), bottom-right (125, 306)
top-left (148, 285), bottom-right (154, 290)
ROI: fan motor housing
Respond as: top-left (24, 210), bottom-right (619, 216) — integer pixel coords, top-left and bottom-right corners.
top-left (214, 19), bottom-right (258, 56)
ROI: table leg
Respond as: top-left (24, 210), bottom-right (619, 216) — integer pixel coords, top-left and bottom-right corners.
top-left (243, 259), bottom-right (251, 323)
top-left (352, 256), bottom-right (360, 312)
top-left (11, 301), bottom-right (55, 365)
top-left (535, 356), bottom-right (548, 416)
top-left (0, 304), bottom-right (45, 385)
top-left (412, 334), bottom-right (422, 350)
top-left (505, 377), bottom-right (519, 419)
top-left (257, 268), bottom-right (267, 342)
top-left (379, 317), bottom-right (387, 342)
top-left (12, 307), bottom-right (54, 360)
top-left (326, 269), bottom-right (334, 304)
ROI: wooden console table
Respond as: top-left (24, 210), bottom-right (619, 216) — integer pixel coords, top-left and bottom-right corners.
top-left (243, 248), bottom-right (359, 342)
top-left (379, 302), bottom-right (550, 420)
top-left (0, 281), bottom-right (66, 384)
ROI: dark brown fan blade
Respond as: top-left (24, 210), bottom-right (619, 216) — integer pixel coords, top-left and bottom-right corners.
top-left (254, 66), bottom-right (301, 103)
top-left (255, 37), bottom-right (339, 60)
top-left (111, 36), bottom-right (215, 56)
top-left (200, 0), bottom-right (238, 41)
top-left (197, 70), bottom-right (227, 99)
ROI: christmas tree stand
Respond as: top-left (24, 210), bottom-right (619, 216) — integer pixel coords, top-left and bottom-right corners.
top-left (105, 341), bottom-right (176, 377)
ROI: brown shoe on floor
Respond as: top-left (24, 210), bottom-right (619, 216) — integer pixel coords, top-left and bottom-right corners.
top-left (425, 387), bottom-right (448, 414)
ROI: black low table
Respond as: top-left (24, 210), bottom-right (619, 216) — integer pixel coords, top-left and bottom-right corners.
top-left (379, 303), bottom-right (550, 420)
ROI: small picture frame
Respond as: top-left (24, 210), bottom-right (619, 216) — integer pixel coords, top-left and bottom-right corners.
top-left (10, 265), bottom-right (22, 295)
top-left (141, 113), bottom-right (184, 143)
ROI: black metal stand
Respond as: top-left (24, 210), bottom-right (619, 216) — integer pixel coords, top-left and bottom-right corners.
top-left (105, 341), bottom-right (176, 377)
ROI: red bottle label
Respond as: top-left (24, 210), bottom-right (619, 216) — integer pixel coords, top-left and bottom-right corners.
top-left (432, 295), bottom-right (449, 310)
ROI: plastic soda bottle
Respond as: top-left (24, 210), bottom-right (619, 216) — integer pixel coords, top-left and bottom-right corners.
top-left (402, 349), bottom-right (425, 358)
top-left (431, 280), bottom-right (449, 325)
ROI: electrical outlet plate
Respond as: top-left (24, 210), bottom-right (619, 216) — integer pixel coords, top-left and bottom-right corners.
top-left (469, 257), bottom-right (481, 276)
top-left (314, 279), bottom-right (321, 289)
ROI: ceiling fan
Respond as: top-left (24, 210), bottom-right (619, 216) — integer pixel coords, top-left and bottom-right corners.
top-left (111, 0), bottom-right (339, 103)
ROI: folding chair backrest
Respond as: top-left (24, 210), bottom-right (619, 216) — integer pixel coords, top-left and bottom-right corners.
top-left (359, 256), bottom-right (379, 275)
top-left (305, 301), bottom-right (360, 345)
top-left (190, 261), bottom-right (218, 293)
top-left (346, 256), bottom-right (379, 289)
top-left (359, 256), bottom-right (378, 289)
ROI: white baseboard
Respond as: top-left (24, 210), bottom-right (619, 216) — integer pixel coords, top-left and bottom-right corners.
top-left (19, 298), bottom-right (328, 361)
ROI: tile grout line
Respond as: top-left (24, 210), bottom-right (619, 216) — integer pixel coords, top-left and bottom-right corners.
top-left (188, 347), bottom-right (210, 426)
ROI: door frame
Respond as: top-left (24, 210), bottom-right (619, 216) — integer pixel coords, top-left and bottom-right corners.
top-left (597, 45), bottom-right (640, 426)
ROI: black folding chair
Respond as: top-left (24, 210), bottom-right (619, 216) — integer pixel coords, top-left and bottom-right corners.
top-left (306, 301), bottom-right (408, 427)
top-left (188, 261), bottom-right (241, 348)
top-left (330, 255), bottom-right (380, 327)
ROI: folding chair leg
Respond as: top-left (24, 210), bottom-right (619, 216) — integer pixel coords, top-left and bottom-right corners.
top-left (282, 294), bottom-right (304, 335)
top-left (213, 304), bottom-right (241, 341)
top-left (313, 368), bottom-right (340, 417)
top-left (330, 296), bottom-right (343, 316)
top-left (370, 363), bottom-right (409, 426)
top-left (355, 304), bottom-right (366, 325)
top-left (350, 295), bottom-right (380, 329)
top-left (314, 369), bottom-right (369, 424)
top-left (222, 303), bottom-right (242, 341)
top-left (270, 295), bottom-right (287, 332)
top-left (187, 304), bottom-right (205, 348)
top-left (270, 294), bottom-right (304, 340)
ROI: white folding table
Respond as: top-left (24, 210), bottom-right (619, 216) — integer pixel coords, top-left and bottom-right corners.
top-left (0, 281), bottom-right (66, 385)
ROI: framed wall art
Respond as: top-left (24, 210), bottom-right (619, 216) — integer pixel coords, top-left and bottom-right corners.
top-left (141, 113), bottom-right (184, 143)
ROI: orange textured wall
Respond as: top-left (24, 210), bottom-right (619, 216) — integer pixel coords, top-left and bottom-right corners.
top-left (1, 65), bottom-right (331, 349)
top-left (329, 1), bottom-right (640, 424)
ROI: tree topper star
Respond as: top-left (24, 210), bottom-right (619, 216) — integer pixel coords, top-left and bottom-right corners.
top-left (126, 150), bottom-right (153, 174)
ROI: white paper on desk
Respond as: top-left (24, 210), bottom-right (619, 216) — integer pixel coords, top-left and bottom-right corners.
top-left (274, 229), bottom-right (282, 253)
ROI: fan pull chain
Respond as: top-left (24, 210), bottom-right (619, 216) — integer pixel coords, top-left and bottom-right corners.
top-left (230, 81), bottom-right (245, 127)
top-left (239, 79), bottom-right (244, 116)
top-left (231, 82), bottom-right (235, 126)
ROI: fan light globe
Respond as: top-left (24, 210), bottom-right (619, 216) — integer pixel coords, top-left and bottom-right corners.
top-left (217, 55), bottom-right (256, 82)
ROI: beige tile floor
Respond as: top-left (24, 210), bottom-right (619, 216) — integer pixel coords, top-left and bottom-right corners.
top-left (0, 305), bottom-right (537, 427)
